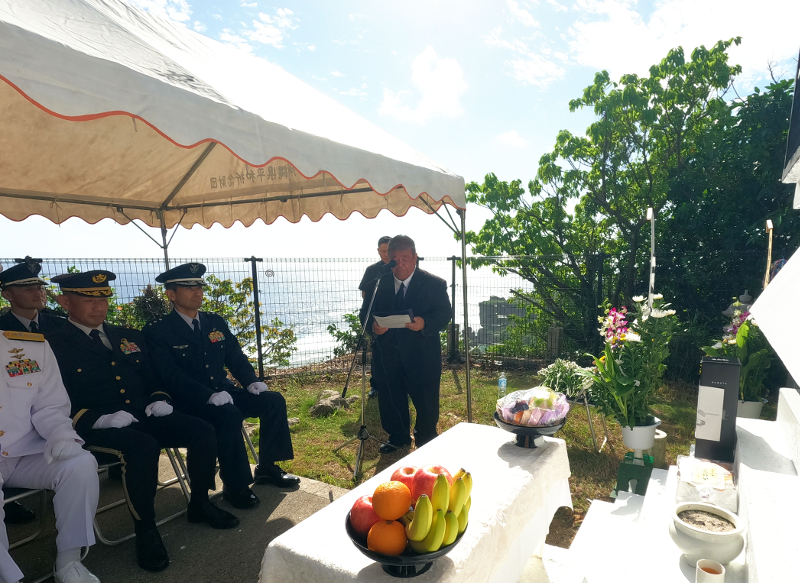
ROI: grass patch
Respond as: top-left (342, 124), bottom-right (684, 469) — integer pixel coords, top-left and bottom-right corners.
top-left (255, 368), bottom-right (712, 547)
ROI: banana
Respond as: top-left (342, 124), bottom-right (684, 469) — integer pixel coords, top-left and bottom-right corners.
top-left (448, 478), bottom-right (467, 517)
top-left (431, 474), bottom-right (450, 512)
top-left (409, 509), bottom-right (446, 553)
top-left (462, 471), bottom-right (473, 498)
top-left (457, 505), bottom-right (469, 534)
top-left (399, 509), bottom-right (414, 528)
top-left (452, 468), bottom-right (467, 481)
top-left (442, 510), bottom-right (459, 546)
top-left (405, 495), bottom-right (433, 541)
top-left (464, 495), bottom-right (471, 513)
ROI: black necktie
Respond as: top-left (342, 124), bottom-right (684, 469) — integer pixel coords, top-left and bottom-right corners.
top-left (89, 329), bottom-right (110, 351)
top-left (395, 282), bottom-right (406, 309)
top-left (193, 319), bottom-right (202, 342)
top-left (29, 321), bottom-right (39, 333)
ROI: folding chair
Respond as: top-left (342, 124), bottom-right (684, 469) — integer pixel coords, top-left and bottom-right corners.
top-left (91, 448), bottom-right (191, 546)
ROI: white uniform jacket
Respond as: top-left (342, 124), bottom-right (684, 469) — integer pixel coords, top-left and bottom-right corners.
top-left (0, 331), bottom-right (82, 458)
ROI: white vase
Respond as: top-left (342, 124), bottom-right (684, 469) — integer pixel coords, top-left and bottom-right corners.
top-left (736, 399), bottom-right (765, 419)
top-left (669, 502), bottom-right (745, 566)
top-left (621, 417), bottom-right (661, 451)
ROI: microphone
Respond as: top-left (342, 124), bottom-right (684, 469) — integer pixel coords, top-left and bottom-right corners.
top-left (380, 260), bottom-right (397, 273)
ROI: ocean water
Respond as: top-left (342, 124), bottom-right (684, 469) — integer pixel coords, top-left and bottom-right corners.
top-left (2, 257), bottom-right (533, 367)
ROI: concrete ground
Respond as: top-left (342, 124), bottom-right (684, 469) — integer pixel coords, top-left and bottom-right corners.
top-left (6, 455), bottom-right (349, 583)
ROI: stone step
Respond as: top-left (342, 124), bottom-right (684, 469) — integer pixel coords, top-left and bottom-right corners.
top-left (736, 388), bottom-right (800, 583)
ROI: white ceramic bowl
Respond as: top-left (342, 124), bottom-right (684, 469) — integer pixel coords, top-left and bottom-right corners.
top-left (669, 502), bottom-right (745, 567)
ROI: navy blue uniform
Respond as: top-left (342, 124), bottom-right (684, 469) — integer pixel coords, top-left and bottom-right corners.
top-left (0, 309), bottom-right (64, 333)
top-left (47, 322), bottom-right (218, 526)
top-left (144, 310), bottom-right (294, 492)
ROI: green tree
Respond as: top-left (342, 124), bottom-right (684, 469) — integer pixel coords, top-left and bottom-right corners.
top-left (327, 312), bottom-right (362, 358)
top-left (465, 38), bottom-right (795, 353)
top-left (201, 274), bottom-right (297, 369)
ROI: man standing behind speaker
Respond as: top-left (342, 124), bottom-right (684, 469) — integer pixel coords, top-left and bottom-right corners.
top-left (360, 235), bottom-right (451, 453)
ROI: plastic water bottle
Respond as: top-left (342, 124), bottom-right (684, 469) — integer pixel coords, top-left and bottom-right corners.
top-left (498, 372), bottom-right (508, 399)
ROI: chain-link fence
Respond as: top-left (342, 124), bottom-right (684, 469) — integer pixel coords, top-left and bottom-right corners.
top-left (1, 251), bottom-right (774, 381)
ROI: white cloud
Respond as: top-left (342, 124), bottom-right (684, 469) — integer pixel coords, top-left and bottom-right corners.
top-left (241, 8), bottom-right (298, 49)
top-left (508, 0), bottom-right (540, 27)
top-left (241, 1), bottom-right (257, 7)
top-left (379, 46), bottom-right (468, 124)
top-left (193, 20), bottom-right (206, 33)
top-left (339, 87), bottom-right (367, 96)
top-left (331, 71), bottom-right (345, 77)
top-left (547, 0), bottom-right (568, 11)
top-left (125, 0), bottom-right (191, 23)
top-left (484, 26), bottom-right (563, 87)
top-left (495, 130), bottom-right (529, 147)
top-left (567, 0), bottom-right (800, 87)
top-left (308, 45), bottom-right (316, 51)
top-left (508, 52), bottom-right (565, 87)
top-left (219, 30), bottom-right (252, 53)
top-left (484, 26), bottom-right (528, 53)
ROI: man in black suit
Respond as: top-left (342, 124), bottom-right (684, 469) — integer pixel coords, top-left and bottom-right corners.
top-left (47, 270), bottom-right (239, 573)
top-left (357, 236), bottom-right (392, 399)
top-left (0, 257), bottom-right (64, 333)
top-left (143, 263), bottom-right (299, 511)
top-left (358, 236), bottom-right (392, 299)
top-left (360, 235), bottom-right (451, 452)
top-left (0, 257), bottom-right (64, 526)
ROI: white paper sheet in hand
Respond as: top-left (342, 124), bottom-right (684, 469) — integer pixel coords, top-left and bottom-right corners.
top-left (373, 313), bottom-right (412, 328)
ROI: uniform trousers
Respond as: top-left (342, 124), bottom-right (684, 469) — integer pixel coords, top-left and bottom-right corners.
top-left (373, 342), bottom-right (440, 448)
top-left (178, 390), bottom-right (294, 493)
top-left (0, 451), bottom-right (99, 583)
top-left (80, 412), bottom-right (216, 528)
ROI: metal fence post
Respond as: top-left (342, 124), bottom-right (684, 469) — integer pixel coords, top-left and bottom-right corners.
top-left (244, 256), bottom-right (264, 380)
top-left (594, 252), bottom-right (605, 357)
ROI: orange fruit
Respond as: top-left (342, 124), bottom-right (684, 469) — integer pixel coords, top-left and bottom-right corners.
top-left (367, 520), bottom-right (407, 555)
top-left (372, 481), bottom-right (413, 520)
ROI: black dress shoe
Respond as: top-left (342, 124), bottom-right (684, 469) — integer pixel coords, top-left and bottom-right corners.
top-left (136, 529), bottom-right (169, 572)
top-left (187, 501), bottom-right (239, 529)
top-left (222, 487), bottom-right (260, 509)
top-left (254, 465), bottom-right (301, 487)
top-left (3, 501), bottom-right (36, 525)
top-left (379, 442), bottom-right (399, 454)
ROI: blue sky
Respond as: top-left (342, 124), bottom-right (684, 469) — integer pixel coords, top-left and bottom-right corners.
top-left (2, 0), bottom-right (799, 260)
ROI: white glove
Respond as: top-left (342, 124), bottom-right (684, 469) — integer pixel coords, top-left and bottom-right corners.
top-left (92, 410), bottom-right (139, 430)
top-left (247, 381), bottom-right (269, 395)
top-left (207, 391), bottom-right (234, 406)
top-left (43, 439), bottom-right (83, 464)
top-left (145, 401), bottom-right (173, 417)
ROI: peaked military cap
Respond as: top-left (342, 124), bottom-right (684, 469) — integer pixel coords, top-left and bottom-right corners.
top-left (0, 257), bottom-right (49, 289)
top-left (51, 270), bottom-right (116, 297)
top-left (155, 262), bottom-right (207, 287)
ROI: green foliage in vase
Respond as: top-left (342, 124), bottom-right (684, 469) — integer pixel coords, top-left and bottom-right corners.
top-left (702, 303), bottom-right (771, 402)
top-left (578, 296), bottom-right (678, 428)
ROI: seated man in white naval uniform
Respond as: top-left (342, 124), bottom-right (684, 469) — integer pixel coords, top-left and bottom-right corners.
top-left (0, 330), bottom-right (100, 583)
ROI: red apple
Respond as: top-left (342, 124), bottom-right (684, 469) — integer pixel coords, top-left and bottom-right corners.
top-left (349, 495), bottom-right (382, 537)
top-left (390, 465), bottom-right (419, 492)
top-left (410, 464), bottom-right (453, 502)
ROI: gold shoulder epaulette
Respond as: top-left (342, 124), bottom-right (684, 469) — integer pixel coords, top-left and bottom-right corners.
top-left (3, 331), bottom-right (45, 342)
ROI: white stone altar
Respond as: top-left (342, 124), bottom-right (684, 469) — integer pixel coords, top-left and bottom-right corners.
top-left (259, 422), bottom-right (572, 583)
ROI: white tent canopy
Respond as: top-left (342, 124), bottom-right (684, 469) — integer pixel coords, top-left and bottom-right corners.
top-left (0, 0), bottom-right (473, 421)
top-left (0, 0), bottom-right (465, 230)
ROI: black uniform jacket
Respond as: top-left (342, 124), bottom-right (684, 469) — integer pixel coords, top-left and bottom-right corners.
top-left (358, 260), bottom-right (385, 295)
top-left (47, 322), bottom-right (171, 435)
top-left (143, 310), bottom-right (259, 409)
top-left (359, 268), bottom-right (451, 382)
top-left (0, 309), bottom-right (64, 333)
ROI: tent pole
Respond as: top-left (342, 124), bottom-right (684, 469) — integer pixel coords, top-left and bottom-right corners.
top-left (159, 212), bottom-right (170, 270)
top-left (459, 209), bottom-right (472, 423)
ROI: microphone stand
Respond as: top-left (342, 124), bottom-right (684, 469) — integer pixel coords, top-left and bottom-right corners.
top-left (333, 266), bottom-right (391, 480)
